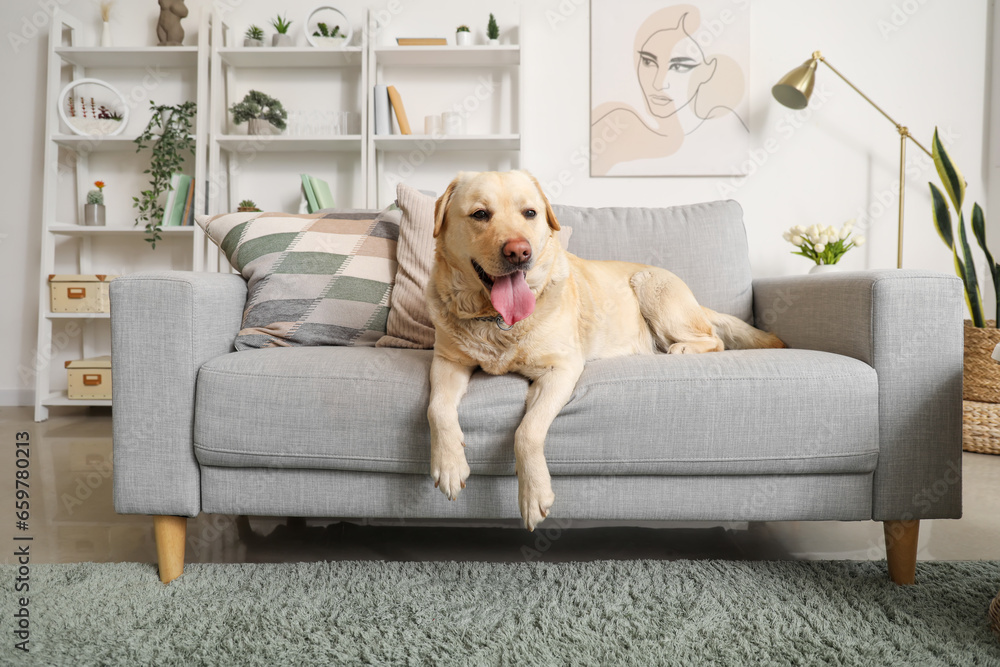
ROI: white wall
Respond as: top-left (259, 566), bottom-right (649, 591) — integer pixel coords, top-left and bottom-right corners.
top-left (0, 0), bottom-right (992, 406)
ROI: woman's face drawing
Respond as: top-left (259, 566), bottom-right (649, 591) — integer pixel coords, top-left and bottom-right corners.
top-left (636, 25), bottom-right (709, 118)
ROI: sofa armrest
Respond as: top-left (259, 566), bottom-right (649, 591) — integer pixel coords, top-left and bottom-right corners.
top-left (753, 270), bottom-right (963, 521)
top-left (111, 271), bottom-right (247, 516)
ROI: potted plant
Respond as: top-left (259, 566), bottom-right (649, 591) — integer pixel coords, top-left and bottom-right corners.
top-left (487, 14), bottom-right (499, 46)
top-left (455, 24), bottom-right (472, 46)
top-left (133, 101), bottom-right (196, 248)
top-left (244, 25), bottom-right (265, 47)
top-left (230, 90), bottom-right (287, 135)
top-left (928, 127), bottom-right (999, 453)
top-left (310, 22), bottom-right (348, 48)
top-left (782, 220), bottom-right (865, 274)
top-left (85, 180), bottom-right (106, 226)
top-left (271, 14), bottom-right (293, 46)
top-left (237, 199), bottom-right (261, 212)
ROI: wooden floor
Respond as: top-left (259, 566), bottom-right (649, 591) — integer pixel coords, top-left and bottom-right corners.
top-left (3, 405), bottom-right (999, 566)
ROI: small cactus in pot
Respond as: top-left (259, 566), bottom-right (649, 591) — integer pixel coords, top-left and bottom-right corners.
top-left (84, 180), bottom-right (106, 225)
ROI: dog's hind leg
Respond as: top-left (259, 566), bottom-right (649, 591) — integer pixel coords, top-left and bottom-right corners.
top-left (629, 269), bottom-right (724, 354)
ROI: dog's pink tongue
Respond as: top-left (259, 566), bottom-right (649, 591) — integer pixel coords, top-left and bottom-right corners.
top-left (490, 271), bottom-right (534, 325)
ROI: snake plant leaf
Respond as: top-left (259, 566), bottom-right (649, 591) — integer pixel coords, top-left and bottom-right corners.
top-left (957, 211), bottom-right (985, 327)
top-left (971, 202), bottom-right (993, 271)
top-left (932, 128), bottom-right (965, 211)
top-left (929, 182), bottom-right (954, 249)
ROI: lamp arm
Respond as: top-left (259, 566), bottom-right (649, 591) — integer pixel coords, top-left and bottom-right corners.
top-left (815, 53), bottom-right (933, 159)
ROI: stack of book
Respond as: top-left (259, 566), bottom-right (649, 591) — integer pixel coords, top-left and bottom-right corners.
top-left (301, 174), bottom-right (335, 213)
top-left (373, 84), bottom-right (411, 135)
top-left (162, 174), bottom-right (196, 227)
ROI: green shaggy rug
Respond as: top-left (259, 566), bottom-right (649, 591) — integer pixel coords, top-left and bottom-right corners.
top-left (2, 560), bottom-right (998, 666)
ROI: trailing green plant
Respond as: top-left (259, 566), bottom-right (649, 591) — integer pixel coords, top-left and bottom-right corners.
top-left (487, 14), bottom-right (499, 40)
top-left (457, 24), bottom-right (470, 32)
top-left (929, 127), bottom-right (994, 327)
top-left (229, 90), bottom-right (287, 131)
top-left (271, 14), bottom-right (292, 34)
top-left (312, 22), bottom-right (344, 38)
top-left (245, 25), bottom-right (264, 41)
top-left (133, 101), bottom-right (196, 248)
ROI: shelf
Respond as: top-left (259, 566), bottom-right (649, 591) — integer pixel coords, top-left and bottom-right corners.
top-left (49, 224), bottom-right (195, 235)
top-left (46, 312), bottom-right (110, 320)
top-left (55, 46), bottom-right (198, 69)
top-left (218, 47), bottom-right (363, 68)
top-left (42, 391), bottom-right (112, 408)
top-left (53, 134), bottom-right (140, 153)
top-left (374, 45), bottom-right (519, 67)
top-left (53, 134), bottom-right (197, 153)
top-left (374, 134), bottom-right (520, 151)
top-left (216, 134), bottom-right (363, 153)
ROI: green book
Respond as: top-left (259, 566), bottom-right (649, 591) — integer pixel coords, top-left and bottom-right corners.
top-left (161, 173), bottom-right (182, 226)
top-left (301, 174), bottom-right (318, 213)
top-left (309, 176), bottom-right (335, 210)
top-left (165, 175), bottom-right (191, 227)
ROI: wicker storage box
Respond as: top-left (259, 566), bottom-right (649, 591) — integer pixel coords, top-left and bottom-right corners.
top-left (963, 321), bottom-right (1000, 454)
top-left (65, 356), bottom-right (112, 400)
top-left (48, 275), bottom-right (116, 313)
top-left (962, 400), bottom-right (1000, 455)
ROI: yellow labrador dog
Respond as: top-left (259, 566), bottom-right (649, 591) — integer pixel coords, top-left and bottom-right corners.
top-left (426, 170), bottom-right (784, 531)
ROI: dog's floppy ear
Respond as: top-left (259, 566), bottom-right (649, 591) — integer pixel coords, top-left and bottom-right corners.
top-left (524, 171), bottom-right (561, 231)
top-left (433, 175), bottom-right (462, 238)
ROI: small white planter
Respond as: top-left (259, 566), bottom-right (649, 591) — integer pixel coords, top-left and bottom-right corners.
top-left (272, 33), bottom-right (293, 47)
top-left (310, 36), bottom-right (347, 48)
top-left (244, 38), bottom-right (264, 47)
top-left (456, 31), bottom-right (473, 46)
top-left (248, 118), bottom-right (278, 135)
top-left (488, 38), bottom-right (499, 46)
top-left (305, 6), bottom-right (353, 48)
top-left (808, 264), bottom-right (840, 275)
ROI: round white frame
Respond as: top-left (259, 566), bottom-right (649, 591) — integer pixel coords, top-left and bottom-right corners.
top-left (305, 6), bottom-right (353, 48)
top-left (58, 78), bottom-right (129, 137)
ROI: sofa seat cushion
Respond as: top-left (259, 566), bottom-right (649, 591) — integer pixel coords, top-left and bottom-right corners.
top-left (194, 347), bottom-right (879, 476)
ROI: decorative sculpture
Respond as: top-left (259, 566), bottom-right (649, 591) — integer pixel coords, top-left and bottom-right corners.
top-left (156, 0), bottom-right (187, 46)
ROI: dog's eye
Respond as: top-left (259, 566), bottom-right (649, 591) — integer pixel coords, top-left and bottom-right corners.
top-left (524, 209), bottom-right (537, 219)
top-left (471, 209), bottom-right (489, 221)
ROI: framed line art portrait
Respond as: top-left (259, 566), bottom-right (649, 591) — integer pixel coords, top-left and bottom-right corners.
top-left (591, 1), bottom-right (750, 176)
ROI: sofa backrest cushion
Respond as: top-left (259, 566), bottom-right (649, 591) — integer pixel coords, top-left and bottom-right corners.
top-left (551, 200), bottom-right (753, 323)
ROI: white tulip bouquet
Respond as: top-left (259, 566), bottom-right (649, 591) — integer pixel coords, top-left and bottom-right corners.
top-left (782, 221), bottom-right (865, 266)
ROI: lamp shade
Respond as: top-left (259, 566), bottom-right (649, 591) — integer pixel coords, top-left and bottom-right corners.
top-left (772, 58), bottom-right (818, 110)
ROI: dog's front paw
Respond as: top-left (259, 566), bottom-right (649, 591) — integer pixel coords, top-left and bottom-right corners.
top-left (518, 472), bottom-right (555, 532)
top-left (430, 440), bottom-right (470, 501)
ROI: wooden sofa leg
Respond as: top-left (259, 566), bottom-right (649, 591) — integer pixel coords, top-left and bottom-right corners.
top-left (883, 520), bottom-right (919, 585)
top-left (153, 515), bottom-right (187, 584)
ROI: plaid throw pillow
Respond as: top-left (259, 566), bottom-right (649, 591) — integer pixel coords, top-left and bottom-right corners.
top-left (196, 208), bottom-right (400, 350)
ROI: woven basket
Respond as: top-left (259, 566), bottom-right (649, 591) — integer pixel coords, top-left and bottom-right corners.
top-left (963, 321), bottom-right (1000, 454)
top-left (990, 590), bottom-right (1000, 639)
top-left (962, 401), bottom-right (1000, 454)
top-left (964, 320), bottom-right (1000, 402)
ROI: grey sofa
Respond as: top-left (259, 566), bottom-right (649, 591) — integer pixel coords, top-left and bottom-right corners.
top-left (110, 200), bottom-right (963, 584)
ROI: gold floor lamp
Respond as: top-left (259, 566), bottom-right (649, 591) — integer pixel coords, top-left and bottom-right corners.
top-left (772, 51), bottom-right (932, 269)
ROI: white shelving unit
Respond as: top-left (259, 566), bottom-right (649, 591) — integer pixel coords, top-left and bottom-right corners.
top-left (34, 6), bottom-right (523, 419)
top-left (34, 10), bottom-right (209, 421)
top-left (365, 10), bottom-right (523, 207)
top-left (202, 10), bottom-right (368, 272)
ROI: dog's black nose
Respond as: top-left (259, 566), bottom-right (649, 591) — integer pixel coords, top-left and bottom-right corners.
top-left (503, 238), bottom-right (532, 265)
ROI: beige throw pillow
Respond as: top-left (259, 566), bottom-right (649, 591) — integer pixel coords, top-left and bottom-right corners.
top-left (376, 183), bottom-right (573, 349)
top-left (377, 184), bottom-right (437, 349)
